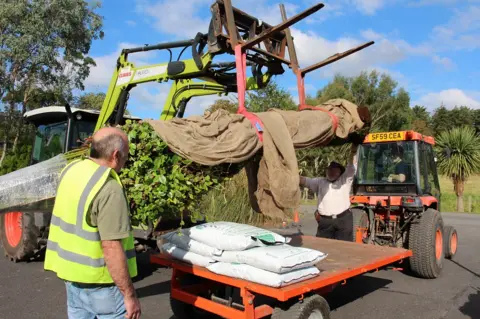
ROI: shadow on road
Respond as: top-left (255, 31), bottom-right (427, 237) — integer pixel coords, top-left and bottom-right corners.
top-left (450, 259), bottom-right (480, 278)
top-left (136, 280), bottom-right (171, 299)
top-left (133, 250), bottom-right (166, 283)
top-left (458, 287), bottom-right (480, 319)
top-left (325, 274), bottom-right (393, 311)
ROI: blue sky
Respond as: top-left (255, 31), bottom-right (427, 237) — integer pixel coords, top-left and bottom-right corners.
top-left (84, 0), bottom-right (480, 119)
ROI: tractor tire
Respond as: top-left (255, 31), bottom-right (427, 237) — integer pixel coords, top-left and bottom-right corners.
top-left (272, 295), bottom-right (330, 319)
top-left (351, 208), bottom-right (369, 243)
top-left (408, 208), bottom-right (444, 279)
top-left (0, 212), bottom-right (40, 262)
top-left (443, 225), bottom-right (458, 259)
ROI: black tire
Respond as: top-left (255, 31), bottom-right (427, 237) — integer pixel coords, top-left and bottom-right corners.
top-left (408, 208), bottom-right (444, 279)
top-left (272, 295), bottom-right (330, 319)
top-left (0, 212), bottom-right (39, 262)
top-left (351, 208), bottom-right (369, 243)
top-left (169, 274), bottom-right (218, 319)
top-left (443, 225), bottom-right (458, 259)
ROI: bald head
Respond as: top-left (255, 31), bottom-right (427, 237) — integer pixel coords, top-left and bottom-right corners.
top-left (90, 127), bottom-right (129, 173)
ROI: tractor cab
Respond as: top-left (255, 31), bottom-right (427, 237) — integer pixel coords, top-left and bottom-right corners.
top-left (24, 106), bottom-right (140, 165)
top-left (352, 131), bottom-right (441, 209)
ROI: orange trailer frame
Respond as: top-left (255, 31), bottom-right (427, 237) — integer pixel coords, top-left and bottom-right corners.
top-left (151, 235), bottom-right (413, 319)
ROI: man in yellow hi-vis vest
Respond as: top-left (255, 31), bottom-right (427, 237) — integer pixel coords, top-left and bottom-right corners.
top-left (44, 127), bottom-right (141, 319)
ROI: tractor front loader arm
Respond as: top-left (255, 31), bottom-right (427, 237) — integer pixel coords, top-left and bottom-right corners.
top-left (95, 35), bottom-right (274, 131)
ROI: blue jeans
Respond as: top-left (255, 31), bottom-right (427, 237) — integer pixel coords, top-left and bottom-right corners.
top-left (65, 281), bottom-right (126, 319)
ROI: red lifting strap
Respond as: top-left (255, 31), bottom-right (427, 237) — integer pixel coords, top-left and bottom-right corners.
top-left (235, 45), bottom-right (264, 142)
top-left (298, 104), bottom-right (339, 134)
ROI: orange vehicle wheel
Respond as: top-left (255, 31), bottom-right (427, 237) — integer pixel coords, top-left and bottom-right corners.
top-left (408, 208), bottom-right (444, 279)
top-left (351, 208), bottom-right (370, 244)
top-left (443, 226), bottom-right (458, 259)
top-left (0, 212), bottom-right (38, 262)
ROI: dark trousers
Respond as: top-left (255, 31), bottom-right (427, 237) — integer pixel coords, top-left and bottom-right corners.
top-left (316, 209), bottom-right (353, 241)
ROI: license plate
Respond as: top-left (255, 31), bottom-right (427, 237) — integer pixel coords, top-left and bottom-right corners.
top-left (366, 131), bottom-right (406, 142)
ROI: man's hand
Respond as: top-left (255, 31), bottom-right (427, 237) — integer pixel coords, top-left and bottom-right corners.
top-left (124, 295), bottom-right (142, 319)
top-left (314, 210), bottom-right (321, 222)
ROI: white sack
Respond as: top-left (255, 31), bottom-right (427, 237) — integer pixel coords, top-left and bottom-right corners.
top-left (213, 244), bottom-right (327, 274)
top-left (188, 221), bottom-right (290, 251)
top-left (206, 262), bottom-right (320, 288)
top-left (161, 230), bottom-right (223, 257)
top-left (161, 243), bottom-right (216, 267)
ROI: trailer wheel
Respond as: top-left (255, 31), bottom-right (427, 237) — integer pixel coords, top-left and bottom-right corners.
top-left (351, 208), bottom-right (369, 243)
top-left (0, 212), bottom-right (39, 262)
top-left (169, 274), bottom-right (218, 319)
top-left (272, 295), bottom-right (330, 319)
top-left (443, 225), bottom-right (458, 259)
top-left (408, 208), bottom-right (444, 279)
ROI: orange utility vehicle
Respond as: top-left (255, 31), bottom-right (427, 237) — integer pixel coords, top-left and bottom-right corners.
top-left (351, 130), bottom-right (458, 279)
top-left (148, 1), bottom-right (433, 317)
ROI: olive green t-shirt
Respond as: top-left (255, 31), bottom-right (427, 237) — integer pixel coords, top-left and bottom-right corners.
top-left (87, 177), bottom-right (132, 241)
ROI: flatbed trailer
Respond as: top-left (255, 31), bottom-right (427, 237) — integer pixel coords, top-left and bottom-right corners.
top-left (150, 235), bottom-right (413, 319)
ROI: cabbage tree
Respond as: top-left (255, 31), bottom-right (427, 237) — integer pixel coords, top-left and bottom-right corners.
top-left (435, 126), bottom-right (480, 212)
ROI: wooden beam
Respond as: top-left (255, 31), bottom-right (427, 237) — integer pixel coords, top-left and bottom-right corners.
top-left (280, 3), bottom-right (299, 71)
top-left (301, 41), bottom-right (375, 75)
top-left (242, 3), bottom-right (325, 50)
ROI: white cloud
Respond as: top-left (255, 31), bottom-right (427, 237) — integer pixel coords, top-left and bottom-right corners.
top-left (413, 89), bottom-right (480, 110)
top-left (126, 20), bottom-right (137, 27)
top-left (429, 6), bottom-right (480, 51)
top-left (291, 27), bottom-right (421, 78)
top-left (135, 0), bottom-right (212, 38)
top-left (351, 0), bottom-right (386, 15)
top-left (432, 55), bottom-right (456, 70)
top-left (85, 42), bottom-right (158, 89)
top-left (409, 0), bottom-right (480, 7)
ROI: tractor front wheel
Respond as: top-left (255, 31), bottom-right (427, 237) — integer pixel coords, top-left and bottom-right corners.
top-left (408, 208), bottom-right (444, 279)
top-left (0, 212), bottom-right (39, 262)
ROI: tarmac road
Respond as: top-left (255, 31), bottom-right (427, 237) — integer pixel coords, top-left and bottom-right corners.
top-left (0, 210), bottom-right (479, 319)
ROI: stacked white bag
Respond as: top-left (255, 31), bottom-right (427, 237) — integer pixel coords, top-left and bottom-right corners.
top-left (160, 221), bottom-right (327, 288)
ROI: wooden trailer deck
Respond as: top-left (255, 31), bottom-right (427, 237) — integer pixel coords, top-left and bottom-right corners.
top-left (151, 235), bottom-right (412, 302)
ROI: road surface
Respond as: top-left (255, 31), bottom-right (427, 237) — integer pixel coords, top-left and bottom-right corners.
top-left (0, 210), bottom-right (479, 319)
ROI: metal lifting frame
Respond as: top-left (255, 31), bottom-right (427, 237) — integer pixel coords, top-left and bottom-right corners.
top-left (217, 0), bottom-right (375, 141)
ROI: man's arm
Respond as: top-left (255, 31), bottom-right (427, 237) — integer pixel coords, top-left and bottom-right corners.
top-left (102, 240), bottom-right (136, 298)
top-left (343, 144), bottom-right (359, 181)
top-left (92, 180), bottom-right (141, 319)
top-left (300, 176), bottom-right (320, 194)
top-left (389, 163), bottom-right (407, 182)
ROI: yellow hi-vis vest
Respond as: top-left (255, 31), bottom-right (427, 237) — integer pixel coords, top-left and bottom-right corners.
top-left (44, 158), bottom-right (137, 284)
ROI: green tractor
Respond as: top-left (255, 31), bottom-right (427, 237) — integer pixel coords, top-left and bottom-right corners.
top-left (0, 0), bottom-right (374, 262)
top-left (0, 106), bottom-right (139, 261)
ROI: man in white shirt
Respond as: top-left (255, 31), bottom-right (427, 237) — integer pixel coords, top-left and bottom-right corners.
top-left (299, 144), bottom-right (358, 241)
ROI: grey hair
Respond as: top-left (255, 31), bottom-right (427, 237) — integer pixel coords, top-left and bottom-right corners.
top-left (90, 134), bottom-right (128, 160)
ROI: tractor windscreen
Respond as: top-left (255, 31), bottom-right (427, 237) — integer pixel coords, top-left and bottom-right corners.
top-left (32, 121), bottom-right (67, 164)
top-left (356, 141), bottom-right (416, 185)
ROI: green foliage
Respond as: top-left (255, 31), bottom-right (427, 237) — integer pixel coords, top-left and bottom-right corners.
top-left (74, 92), bottom-right (106, 111)
top-left (246, 81), bottom-right (297, 112)
top-left (119, 120), bottom-right (239, 226)
top-left (0, 144), bottom-right (32, 175)
top-left (435, 126), bottom-right (480, 211)
top-left (431, 105), bottom-right (477, 136)
top-left (196, 171), bottom-right (274, 225)
top-left (205, 98), bottom-right (238, 114)
top-left (411, 105), bottom-right (433, 136)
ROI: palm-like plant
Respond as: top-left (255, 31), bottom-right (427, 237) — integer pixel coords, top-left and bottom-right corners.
top-left (435, 126), bottom-right (480, 212)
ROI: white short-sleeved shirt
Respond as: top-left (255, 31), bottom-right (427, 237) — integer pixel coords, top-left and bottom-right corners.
top-left (304, 163), bottom-right (356, 216)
